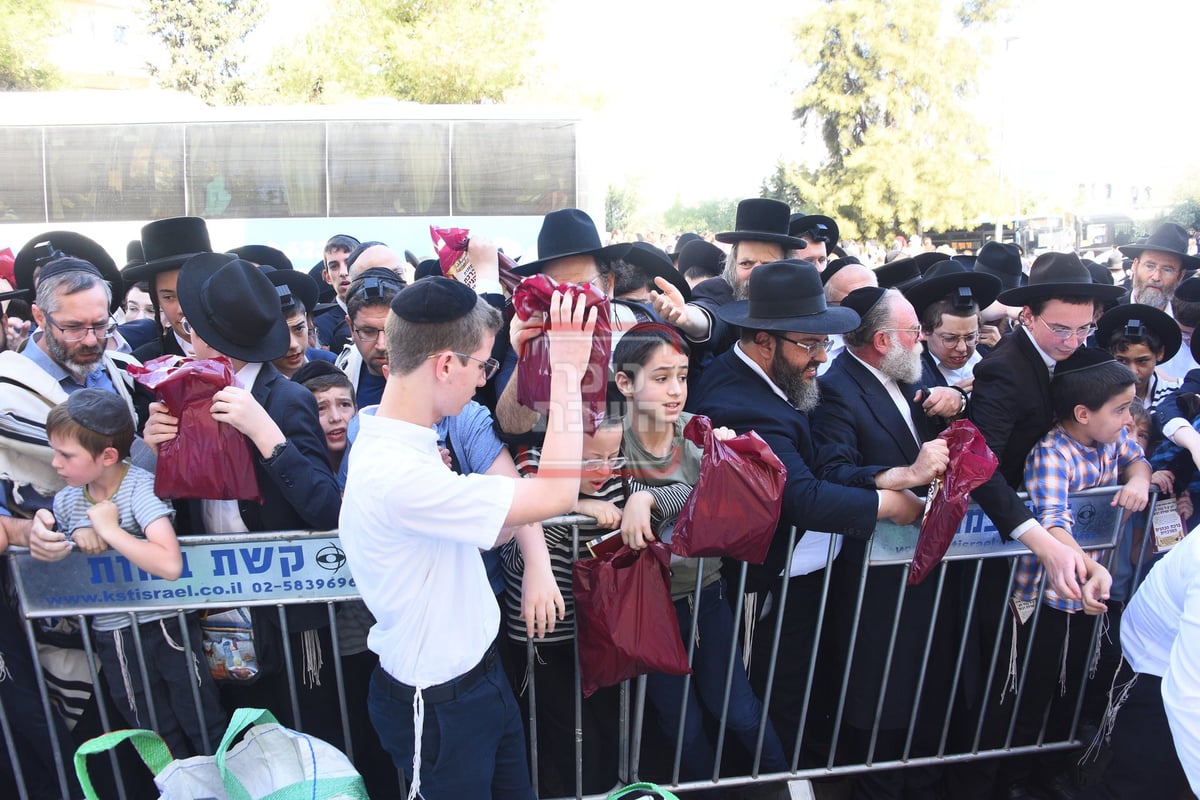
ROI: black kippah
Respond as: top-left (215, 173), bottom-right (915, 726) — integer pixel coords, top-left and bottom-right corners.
top-left (1054, 346), bottom-right (1117, 377)
top-left (292, 359), bottom-right (345, 386)
top-left (38, 256), bottom-right (103, 285)
top-left (65, 389), bottom-right (129, 435)
top-left (840, 285), bottom-right (887, 318)
top-left (1176, 276), bottom-right (1200, 303)
top-left (390, 277), bottom-right (477, 323)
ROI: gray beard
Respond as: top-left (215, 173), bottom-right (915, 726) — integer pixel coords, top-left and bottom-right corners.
top-left (1134, 284), bottom-right (1170, 310)
top-left (45, 332), bottom-right (102, 383)
top-left (880, 340), bottom-right (924, 384)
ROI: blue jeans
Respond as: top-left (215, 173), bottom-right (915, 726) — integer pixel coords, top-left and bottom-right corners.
top-left (645, 579), bottom-right (789, 780)
top-left (369, 653), bottom-right (534, 800)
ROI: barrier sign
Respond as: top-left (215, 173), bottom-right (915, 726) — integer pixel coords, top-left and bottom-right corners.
top-left (869, 486), bottom-right (1126, 566)
top-left (9, 532), bottom-right (361, 617)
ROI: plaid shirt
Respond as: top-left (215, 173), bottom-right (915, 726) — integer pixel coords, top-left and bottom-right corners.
top-left (1015, 424), bottom-right (1147, 612)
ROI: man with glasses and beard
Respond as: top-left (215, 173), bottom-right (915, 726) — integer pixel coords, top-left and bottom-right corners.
top-left (1120, 222), bottom-right (1200, 313)
top-left (335, 268), bottom-right (405, 408)
top-left (811, 287), bottom-right (959, 800)
top-left (689, 260), bottom-right (924, 762)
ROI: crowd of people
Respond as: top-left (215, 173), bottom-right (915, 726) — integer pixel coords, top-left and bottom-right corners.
top-left (0, 200), bottom-right (1198, 800)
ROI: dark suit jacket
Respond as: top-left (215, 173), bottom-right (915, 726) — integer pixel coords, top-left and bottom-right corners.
top-left (968, 330), bottom-right (1048, 535)
top-left (689, 347), bottom-right (877, 593)
top-left (919, 348), bottom-right (948, 389)
top-left (187, 362), bottom-right (342, 631)
top-left (812, 352), bottom-right (958, 730)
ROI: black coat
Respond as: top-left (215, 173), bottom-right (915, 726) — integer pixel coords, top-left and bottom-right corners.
top-left (688, 347), bottom-right (877, 593)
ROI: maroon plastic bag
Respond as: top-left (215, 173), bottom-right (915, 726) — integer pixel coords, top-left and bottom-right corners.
top-left (512, 273), bottom-right (612, 433)
top-left (907, 419), bottom-right (998, 585)
top-left (572, 542), bottom-right (691, 698)
top-left (669, 415), bottom-right (787, 564)
top-left (429, 225), bottom-right (522, 295)
top-left (129, 355), bottom-right (262, 503)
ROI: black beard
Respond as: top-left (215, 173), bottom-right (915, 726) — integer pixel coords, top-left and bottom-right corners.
top-left (770, 346), bottom-right (820, 412)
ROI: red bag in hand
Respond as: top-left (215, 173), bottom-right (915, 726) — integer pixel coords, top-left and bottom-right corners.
top-left (129, 355), bottom-right (262, 503)
top-left (907, 419), bottom-right (998, 585)
top-left (572, 542), bottom-right (691, 698)
top-left (511, 273), bottom-right (611, 433)
top-left (429, 225), bottom-right (522, 295)
top-left (670, 415), bottom-right (787, 564)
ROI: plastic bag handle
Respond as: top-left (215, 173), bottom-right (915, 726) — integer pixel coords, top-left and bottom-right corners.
top-left (682, 414), bottom-right (713, 449)
top-left (215, 707), bottom-right (281, 800)
top-left (74, 728), bottom-right (173, 800)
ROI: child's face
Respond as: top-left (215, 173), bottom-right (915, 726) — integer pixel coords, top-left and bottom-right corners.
top-left (1125, 417), bottom-right (1151, 453)
top-left (1112, 342), bottom-right (1161, 388)
top-left (48, 433), bottom-right (107, 488)
top-left (312, 387), bottom-right (356, 454)
top-left (618, 344), bottom-right (689, 429)
top-left (579, 424), bottom-right (623, 495)
top-left (1082, 385), bottom-right (1136, 445)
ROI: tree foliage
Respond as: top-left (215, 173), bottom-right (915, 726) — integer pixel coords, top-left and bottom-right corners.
top-left (606, 182), bottom-right (639, 235)
top-left (144, 0), bottom-right (263, 105)
top-left (0, 0), bottom-right (61, 91)
top-left (663, 197), bottom-right (738, 236)
top-left (778, 0), bottom-right (1006, 240)
top-left (259, 0), bottom-right (545, 104)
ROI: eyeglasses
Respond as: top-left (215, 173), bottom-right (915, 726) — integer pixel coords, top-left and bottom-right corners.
top-left (1036, 316), bottom-right (1097, 342)
top-left (936, 331), bottom-right (980, 347)
top-left (581, 456), bottom-right (628, 471)
top-left (1138, 259), bottom-right (1180, 279)
top-left (881, 326), bottom-right (923, 338)
top-left (774, 335), bottom-right (834, 355)
top-left (351, 325), bottom-right (386, 343)
top-left (427, 351), bottom-right (500, 380)
top-left (44, 313), bottom-right (117, 342)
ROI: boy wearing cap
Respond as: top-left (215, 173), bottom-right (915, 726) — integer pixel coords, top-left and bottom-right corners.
top-left (339, 276), bottom-right (594, 799)
top-left (41, 389), bottom-right (226, 756)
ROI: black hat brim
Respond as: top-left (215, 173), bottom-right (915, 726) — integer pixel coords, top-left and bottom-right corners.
top-left (714, 230), bottom-right (808, 249)
top-left (15, 231), bottom-right (122, 314)
top-left (788, 214), bottom-right (840, 246)
top-left (177, 253), bottom-right (291, 363)
top-left (1118, 244), bottom-right (1200, 272)
top-left (1095, 304), bottom-right (1182, 363)
top-left (624, 246), bottom-right (691, 302)
top-left (715, 301), bottom-right (860, 335)
top-left (997, 281), bottom-right (1125, 307)
top-left (266, 269), bottom-right (320, 313)
top-left (122, 253), bottom-right (201, 285)
top-left (904, 272), bottom-right (1002, 315)
top-left (0, 288), bottom-right (31, 303)
top-left (512, 242), bottom-right (633, 277)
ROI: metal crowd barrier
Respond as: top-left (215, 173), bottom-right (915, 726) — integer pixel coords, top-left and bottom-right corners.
top-left (0, 486), bottom-right (1136, 799)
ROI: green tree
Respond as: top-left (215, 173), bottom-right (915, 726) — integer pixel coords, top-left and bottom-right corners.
top-left (606, 182), bottom-right (639, 235)
top-left (0, 0), bottom-right (61, 90)
top-left (144, 0), bottom-right (263, 105)
top-left (259, 0), bottom-right (545, 104)
top-left (663, 197), bottom-right (738, 236)
top-left (780, 0), bottom-right (1005, 240)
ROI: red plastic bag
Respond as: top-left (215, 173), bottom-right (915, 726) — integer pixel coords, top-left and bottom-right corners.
top-left (907, 419), bottom-right (998, 585)
top-left (129, 355), bottom-right (262, 503)
top-left (511, 273), bottom-right (612, 433)
top-left (572, 542), bottom-right (691, 698)
top-left (669, 415), bottom-right (787, 564)
top-left (429, 226), bottom-right (522, 295)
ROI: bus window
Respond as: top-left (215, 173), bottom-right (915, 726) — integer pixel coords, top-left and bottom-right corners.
top-left (452, 120), bottom-right (575, 215)
top-left (0, 128), bottom-right (45, 222)
top-left (328, 121), bottom-right (449, 217)
top-left (45, 124), bottom-right (185, 223)
top-left (188, 122), bottom-right (325, 219)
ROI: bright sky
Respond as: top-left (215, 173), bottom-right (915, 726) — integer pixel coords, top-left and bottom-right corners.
top-left (255, 0), bottom-right (1200, 217)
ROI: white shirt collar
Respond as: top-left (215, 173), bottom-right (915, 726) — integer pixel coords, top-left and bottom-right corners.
top-left (235, 360), bottom-right (263, 390)
top-left (733, 342), bottom-right (794, 407)
top-left (1021, 325), bottom-right (1057, 373)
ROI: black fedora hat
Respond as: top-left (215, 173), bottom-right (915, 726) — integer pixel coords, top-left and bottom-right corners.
top-left (998, 251), bottom-right (1125, 307)
top-left (788, 213), bottom-right (840, 247)
top-left (0, 287), bottom-right (30, 304)
top-left (874, 256), bottom-right (923, 292)
top-left (821, 255), bottom-right (862, 286)
top-left (677, 239), bottom-right (725, 275)
top-left (512, 208), bottom-right (632, 277)
top-left (915, 251), bottom-right (951, 275)
top-left (715, 259), bottom-right (860, 334)
top-left (904, 260), bottom-right (1002, 316)
top-left (177, 253), bottom-right (289, 363)
top-left (14, 231), bottom-right (122, 313)
top-left (1096, 304), bottom-right (1182, 363)
top-left (259, 265), bottom-right (319, 312)
top-left (231, 244), bottom-right (293, 272)
top-left (1119, 222), bottom-right (1200, 271)
top-left (125, 217), bottom-right (213, 284)
top-left (669, 232), bottom-right (702, 259)
top-left (307, 260), bottom-right (336, 304)
top-left (973, 241), bottom-right (1024, 293)
top-left (625, 242), bottom-right (691, 301)
top-left (951, 253), bottom-right (976, 270)
top-left (124, 240), bottom-right (145, 272)
top-left (716, 199), bottom-right (806, 249)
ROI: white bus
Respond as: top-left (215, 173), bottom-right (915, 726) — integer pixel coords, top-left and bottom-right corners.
top-left (0, 92), bottom-right (600, 267)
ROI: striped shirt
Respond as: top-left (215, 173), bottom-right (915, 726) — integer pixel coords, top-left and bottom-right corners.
top-left (1016, 424), bottom-right (1146, 612)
